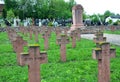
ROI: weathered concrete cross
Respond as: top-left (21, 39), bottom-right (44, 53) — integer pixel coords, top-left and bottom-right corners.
top-left (110, 26), bottom-right (115, 32)
top-left (20, 44), bottom-right (47, 82)
top-left (6, 28), bottom-right (17, 42)
top-left (13, 36), bottom-right (27, 64)
top-left (70, 30), bottom-right (77, 48)
top-left (33, 28), bottom-right (39, 42)
top-left (28, 27), bottom-right (33, 39)
top-left (93, 31), bottom-right (106, 43)
top-left (92, 42), bottom-right (116, 82)
top-left (57, 34), bottom-right (69, 62)
top-left (75, 27), bottom-right (81, 41)
top-left (55, 27), bottom-right (62, 37)
top-left (42, 29), bottom-right (50, 50)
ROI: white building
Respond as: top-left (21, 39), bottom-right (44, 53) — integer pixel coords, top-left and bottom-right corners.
top-left (105, 15), bottom-right (120, 23)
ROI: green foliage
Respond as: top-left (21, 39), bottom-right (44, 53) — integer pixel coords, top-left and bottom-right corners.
top-left (108, 19), bottom-right (113, 25)
top-left (104, 30), bottom-right (120, 34)
top-left (113, 20), bottom-right (120, 25)
top-left (7, 9), bottom-right (15, 19)
top-left (4, 0), bottom-right (76, 19)
top-left (104, 10), bottom-right (115, 19)
top-left (2, 9), bottom-right (7, 18)
top-left (0, 31), bottom-right (120, 82)
top-left (48, 22), bottom-right (53, 26)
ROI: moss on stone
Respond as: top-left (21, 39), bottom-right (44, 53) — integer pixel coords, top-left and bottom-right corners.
top-left (28, 44), bottom-right (40, 47)
top-left (21, 52), bottom-right (28, 55)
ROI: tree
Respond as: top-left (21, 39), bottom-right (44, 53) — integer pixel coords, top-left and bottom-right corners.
top-left (4, 0), bottom-right (18, 10)
top-left (4, 0), bottom-right (77, 19)
top-left (68, 0), bottom-right (76, 11)
top-left (7, 9), bottom-right (15, 19)
top-left (2, 9), bottom-right (7, 18)
top-left (104, 10), bottom-right (115, 19)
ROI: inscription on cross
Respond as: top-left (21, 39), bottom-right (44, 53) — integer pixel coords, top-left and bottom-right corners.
top-left (13, 36), bottom-right (27, 64)
top-left (92, 42), bottom-right (116, 82)
top-left (57, 34), bottom-right (69, 62)
top-left (20, 44), bottom-right (47, 82)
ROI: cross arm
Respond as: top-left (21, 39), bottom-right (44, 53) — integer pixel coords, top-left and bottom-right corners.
top-left (92, 48), bottom-right (102, 60)
top-left (20, 52), bottom-right (29, 66)
top-left (39, 51), bottom-right (48, 64)
top-left (110, 48), bottom-right (116, 58)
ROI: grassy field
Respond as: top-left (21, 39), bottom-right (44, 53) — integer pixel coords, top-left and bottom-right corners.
top-left (0, 32), bottom-right (120, 82)
top-left (104, 30), bottom-right (120, 34)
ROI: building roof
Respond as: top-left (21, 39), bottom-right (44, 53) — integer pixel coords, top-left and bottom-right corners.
top-left (111, 15), bottom-right (120, 19)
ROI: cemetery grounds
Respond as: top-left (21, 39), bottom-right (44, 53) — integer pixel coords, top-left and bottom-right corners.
top-left (0, 30), bottom-right (120, 82)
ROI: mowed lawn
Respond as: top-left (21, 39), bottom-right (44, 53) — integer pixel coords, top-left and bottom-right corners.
top-left (0, 31), bottom-right (120, 82)
top-left (104, 30), bottom-right (120, 35)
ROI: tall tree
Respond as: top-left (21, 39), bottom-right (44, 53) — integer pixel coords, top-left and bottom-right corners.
top-left (104, 10), bottom-right (115, 19)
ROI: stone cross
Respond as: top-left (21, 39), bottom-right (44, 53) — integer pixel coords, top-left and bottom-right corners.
top-left (111, 26), bottom-right (115, 32)
top-left (93, 31), bottom-right (106, 43)
top-left (75, 27), bottom-right (81, 41)
top-left (34, 28), bottom-right (39, 42)
top-left (42, 30), bottom-right (50, 50)
top-left (19, 27), bottom-right (24, 34)
top-left (57, 34), bottom-right (69, 62)
top-left (92, 42), bottom-right (116, 82)
top-left (13, 36), bottom-right (27, 64)
top-left (70, 4), bottom-right (84, 31)
top-left (47, 27), bottom-right (52, 36)
top-left (22, 27), bottom-right (26, 35)
top-left (6, 29), bottom-right (17, 49)
top-left (61, 27), bottom-right (69, 36)
top-left (6, 28), bottom-right (17, 42)
top-left (40, 26), bottom-right (47, 34)
top-left (20, 44), bottom-right (47, 82)
top-left (28, 27), bottom-right (33, 39)
top-left (55, 27), bottom-right (62, 37)
top-left (70, 30), bottom-right (77, 48)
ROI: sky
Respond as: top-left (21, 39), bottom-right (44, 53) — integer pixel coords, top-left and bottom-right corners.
top-left (0, 0), bottom-right (4, 4)
top-left (65, 0), bottom-right (120, 15)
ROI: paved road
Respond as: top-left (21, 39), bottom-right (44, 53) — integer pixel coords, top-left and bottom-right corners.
top-left (81, 33), bottom-right (120, 46)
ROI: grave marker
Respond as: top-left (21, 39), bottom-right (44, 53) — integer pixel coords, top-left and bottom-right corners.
top-left (75, 27), bottom-right (81, 41)
top-left (70, 4), bottom-right (84, 31)
top-left (93, 31), bottom-right (106, 43)
top-left (93, 42), bottom-right (116, 82)
top-left (13, 36), bottom-right (27, 64)
top-left (42, 29), bottom-right (50, 50)
top-left (70, 30), bottom-right (77, 48)
top-left (57, 34), bottom-right (69, 62)
top-left (20, 44), bottom-right (47, 82)
top-left (34, 28), bottom-right (39, 42)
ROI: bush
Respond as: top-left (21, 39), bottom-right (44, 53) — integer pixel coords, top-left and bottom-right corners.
top-left (48, 22), bottom-right (53, 26)
top-left (7, 9), bottom-right (15, 20)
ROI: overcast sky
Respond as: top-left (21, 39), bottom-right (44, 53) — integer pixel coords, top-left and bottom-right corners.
top-left (65, 0), bottom-right (120, 15)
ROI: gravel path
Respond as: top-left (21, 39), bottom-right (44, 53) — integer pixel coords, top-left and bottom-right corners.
top-left (81, 33), bottom-right (120, 46)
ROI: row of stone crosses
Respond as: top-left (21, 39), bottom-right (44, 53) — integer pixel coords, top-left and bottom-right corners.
top-left (6, 26), bottom-right (116, 82)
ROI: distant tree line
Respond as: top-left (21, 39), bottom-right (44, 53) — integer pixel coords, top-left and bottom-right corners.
top-left (2, 0), bottom-right (120, 26)
top-left (3, 0), bottom-right (76, 20)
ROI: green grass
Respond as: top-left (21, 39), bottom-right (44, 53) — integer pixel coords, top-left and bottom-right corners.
top-left (104, 30), bottom-right (120, 34)
top-left (0, 32), bottom-right (120, 82)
